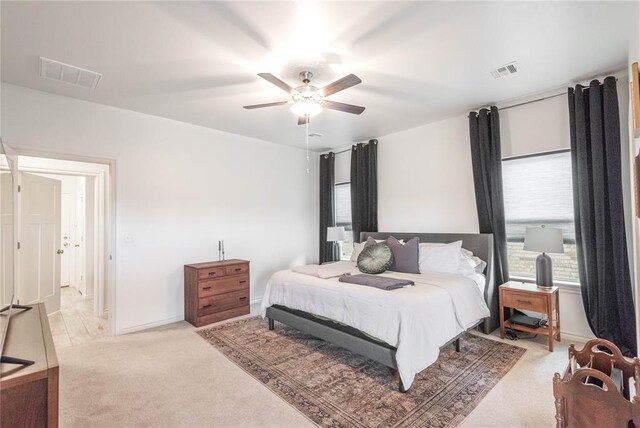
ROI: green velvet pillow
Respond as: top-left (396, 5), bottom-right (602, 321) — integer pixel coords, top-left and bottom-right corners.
top-left (357, 243), bottom-right (394, 274)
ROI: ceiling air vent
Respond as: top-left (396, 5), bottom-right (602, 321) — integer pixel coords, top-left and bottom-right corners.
top-left (490, 61), bottom-right (519, 79)
top-left (39, 57), bottom-right (102, 89)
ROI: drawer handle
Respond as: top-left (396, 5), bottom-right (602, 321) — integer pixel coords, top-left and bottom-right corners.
top-left (208, 272), bottom-right (217, 277)
top-left (516, 299), bottom-right (532, 305)
top-left (202, 304), bottom-right (212, 309)
top-left (202, 286), bottom-right (212, 290)
top-left (235, 268), bottom-right (242, 272)
top-left (240, 297), bottom-right (247, 301)
top-left (240, 280), bottom-right (247, 284)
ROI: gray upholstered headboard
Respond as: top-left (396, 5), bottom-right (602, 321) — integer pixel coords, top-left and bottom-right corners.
top-left (360, 232), bottom-right (498, 334)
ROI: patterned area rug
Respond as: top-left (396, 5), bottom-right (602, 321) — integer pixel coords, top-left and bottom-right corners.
top-left (198, 317), bottom-right (525, 428)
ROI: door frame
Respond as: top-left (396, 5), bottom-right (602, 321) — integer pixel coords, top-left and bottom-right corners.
top-left (13, 148), bottom-right (116, 336)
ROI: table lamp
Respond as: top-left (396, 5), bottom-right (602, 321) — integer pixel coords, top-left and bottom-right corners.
top-left (523, 226), bottom-right (564, 287)
top-left (327, 226), bottom-right (346, 260)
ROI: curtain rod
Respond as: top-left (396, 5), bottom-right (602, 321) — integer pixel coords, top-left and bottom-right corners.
top-left (329, 139), bottom-right (376, 155)
top-left (333, 148), bottom-right (351, 155)
top-left (471, 77), bottom-right (619, 115)
top-left (470, 91), bottom-right (566, 116)
top-left (499, 91), bottom-right (566, 111)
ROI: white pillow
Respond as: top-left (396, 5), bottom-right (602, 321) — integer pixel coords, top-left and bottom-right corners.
top-left (419, 241), bottom-right (463, 273)
top-left (419, 243), bottom-right (486, 274)
top-left (460, 249), bottom-right (487, 274)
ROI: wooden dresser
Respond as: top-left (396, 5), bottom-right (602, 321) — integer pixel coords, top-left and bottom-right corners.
top-left (1, 303), bottom-right (59, 428)
top-left (184, 259), bottom-right (250, 327)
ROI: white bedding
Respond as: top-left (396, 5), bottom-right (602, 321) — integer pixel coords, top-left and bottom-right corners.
top-left (261, 261), bottom-right (490, 389)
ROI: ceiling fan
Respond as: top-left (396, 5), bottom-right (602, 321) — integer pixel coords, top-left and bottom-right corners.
top-left (243, 71), bottom-right (365, 125)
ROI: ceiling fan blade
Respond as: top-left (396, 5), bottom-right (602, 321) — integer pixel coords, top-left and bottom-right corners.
top-left (258, 73), bottom-right (295, 93)
top-left (321, 74), bottom-right (362, 96)
top-left (298, 116), bottom-right (309, 126)
top-left (323, 100), bottom-right (365, 115)
top-left (243, 101), bottom-right (289, 109)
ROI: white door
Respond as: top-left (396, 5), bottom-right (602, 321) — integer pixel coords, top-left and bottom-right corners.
top-left (19, 172), bottom-right (62, 314)
top-left (60, 192), bottom-right (72, 287)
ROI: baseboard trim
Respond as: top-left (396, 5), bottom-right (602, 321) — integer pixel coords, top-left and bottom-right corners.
top-left (116, 315), bottom-right (183, 336)
top-left (561, 331), bottom-right (594, 344)
top-left (250, 296), bottom-right (263, 306)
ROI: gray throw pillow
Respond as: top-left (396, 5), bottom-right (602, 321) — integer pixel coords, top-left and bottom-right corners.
top-left (387, 236), bottom-right (420, 274)
top-left (357, 243), bottom-right (394, 274)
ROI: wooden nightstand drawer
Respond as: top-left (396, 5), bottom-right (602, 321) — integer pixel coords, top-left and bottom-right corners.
top-left (225, 264), bottom-right (249, 276)
top-left (198, 289), bottom-right (249, 316)
top-left (503, 291), bottom-right (546, 312)
top-left (198, 275), bottom-right (249, 298)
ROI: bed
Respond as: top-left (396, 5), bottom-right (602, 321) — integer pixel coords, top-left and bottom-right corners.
top-left (261, 232), bottom-right (498, 392)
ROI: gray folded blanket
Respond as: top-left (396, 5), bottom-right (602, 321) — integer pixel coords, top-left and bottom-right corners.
top-left (338, 273), bottom-right (414, 291)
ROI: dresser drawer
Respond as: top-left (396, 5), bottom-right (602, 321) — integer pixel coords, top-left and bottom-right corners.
top-left (503, 291), bottom-right (547, 312)
top-left (198, 289), bottom-right (249, 317)
top-left (196, 306), bottom-right (250, 327)
top-left (198, 267), bottom-right (226, 280)
top-left (224, 264), bottom-right (249, 276)
top-left (198, 275), bottom-right (249, 298)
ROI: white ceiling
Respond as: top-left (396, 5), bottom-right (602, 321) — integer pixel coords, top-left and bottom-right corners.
top-left (1, 1), bottom-right (633, 151)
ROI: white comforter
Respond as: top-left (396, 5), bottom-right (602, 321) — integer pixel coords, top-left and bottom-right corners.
top-left (261, 261), bottom-right (490, 389)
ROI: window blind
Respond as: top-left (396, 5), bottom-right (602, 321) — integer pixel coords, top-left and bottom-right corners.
top-left (503, 151), bottom-right (575, 243)
top-left (335, 183), bottom-right (352, 228)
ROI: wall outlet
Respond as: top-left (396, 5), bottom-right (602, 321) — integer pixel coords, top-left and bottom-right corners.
top-left (124, 234), bottom-right (135, 244)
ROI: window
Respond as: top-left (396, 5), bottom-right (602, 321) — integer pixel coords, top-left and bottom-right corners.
top-left (335, 183), bottom-right (353, 260)
top-left (502, 150), bottom-right (579, 282)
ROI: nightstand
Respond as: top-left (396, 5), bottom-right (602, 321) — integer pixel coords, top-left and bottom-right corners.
top-left (499, 281), bottom-right (560, 351)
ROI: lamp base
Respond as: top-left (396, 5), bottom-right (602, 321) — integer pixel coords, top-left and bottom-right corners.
top-left (536, 252), bottom-right (554, 287)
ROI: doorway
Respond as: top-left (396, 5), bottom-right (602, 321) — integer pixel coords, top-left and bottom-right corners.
top-left (13, 153), bottom-right (114, 345)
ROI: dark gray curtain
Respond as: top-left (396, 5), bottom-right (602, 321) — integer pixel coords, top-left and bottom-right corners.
top-left (319, 152), bottom-right (338, 263)
top-left (469, 107), bottom-right (509, 332)
top-left (568, 77), bottom-right (636, 356)
top-left (350, 140), bottom-right (378, 243)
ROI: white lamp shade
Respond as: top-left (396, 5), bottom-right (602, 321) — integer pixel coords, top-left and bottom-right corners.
top-left (290, 100), bottom-right (323, 117)
top-left (523, 226), bottom-right (564, 254)
top-left (326, 226), bottom-right (346, 242)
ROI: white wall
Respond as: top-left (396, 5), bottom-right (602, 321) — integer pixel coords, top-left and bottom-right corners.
top-left (377, 115), bottom-right (480, 233)
top-left (1, 83), bottom-right (319, 334)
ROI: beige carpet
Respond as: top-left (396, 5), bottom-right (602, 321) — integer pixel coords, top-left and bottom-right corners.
top-left (55, 309), bottom-right (583, 427)
top-left (198, 317), bottom-right (526, 428)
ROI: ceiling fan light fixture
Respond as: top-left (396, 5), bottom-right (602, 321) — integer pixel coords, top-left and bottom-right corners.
top-left (245, 71), bottom-right (364, 123)
top-left (290, 99), bottom-right (323, 117)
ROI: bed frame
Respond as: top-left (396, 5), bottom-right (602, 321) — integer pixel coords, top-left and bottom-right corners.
top-left (265, 231), bottom-right (497, 393)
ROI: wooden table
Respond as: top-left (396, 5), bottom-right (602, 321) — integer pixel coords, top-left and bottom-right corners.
top-left (1, 303), bottom-right (59, 427)
top-left (499, 281), bottom-right (560, 351)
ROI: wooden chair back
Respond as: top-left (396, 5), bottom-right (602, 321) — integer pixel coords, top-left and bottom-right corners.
top-left (569, 338), bottom-right (639, 384)
top-left (554, 368), bottom-right (640, 427)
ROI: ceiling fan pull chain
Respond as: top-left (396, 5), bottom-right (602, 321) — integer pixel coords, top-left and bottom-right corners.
top-left (305, 120), bottom-right (310, 174)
